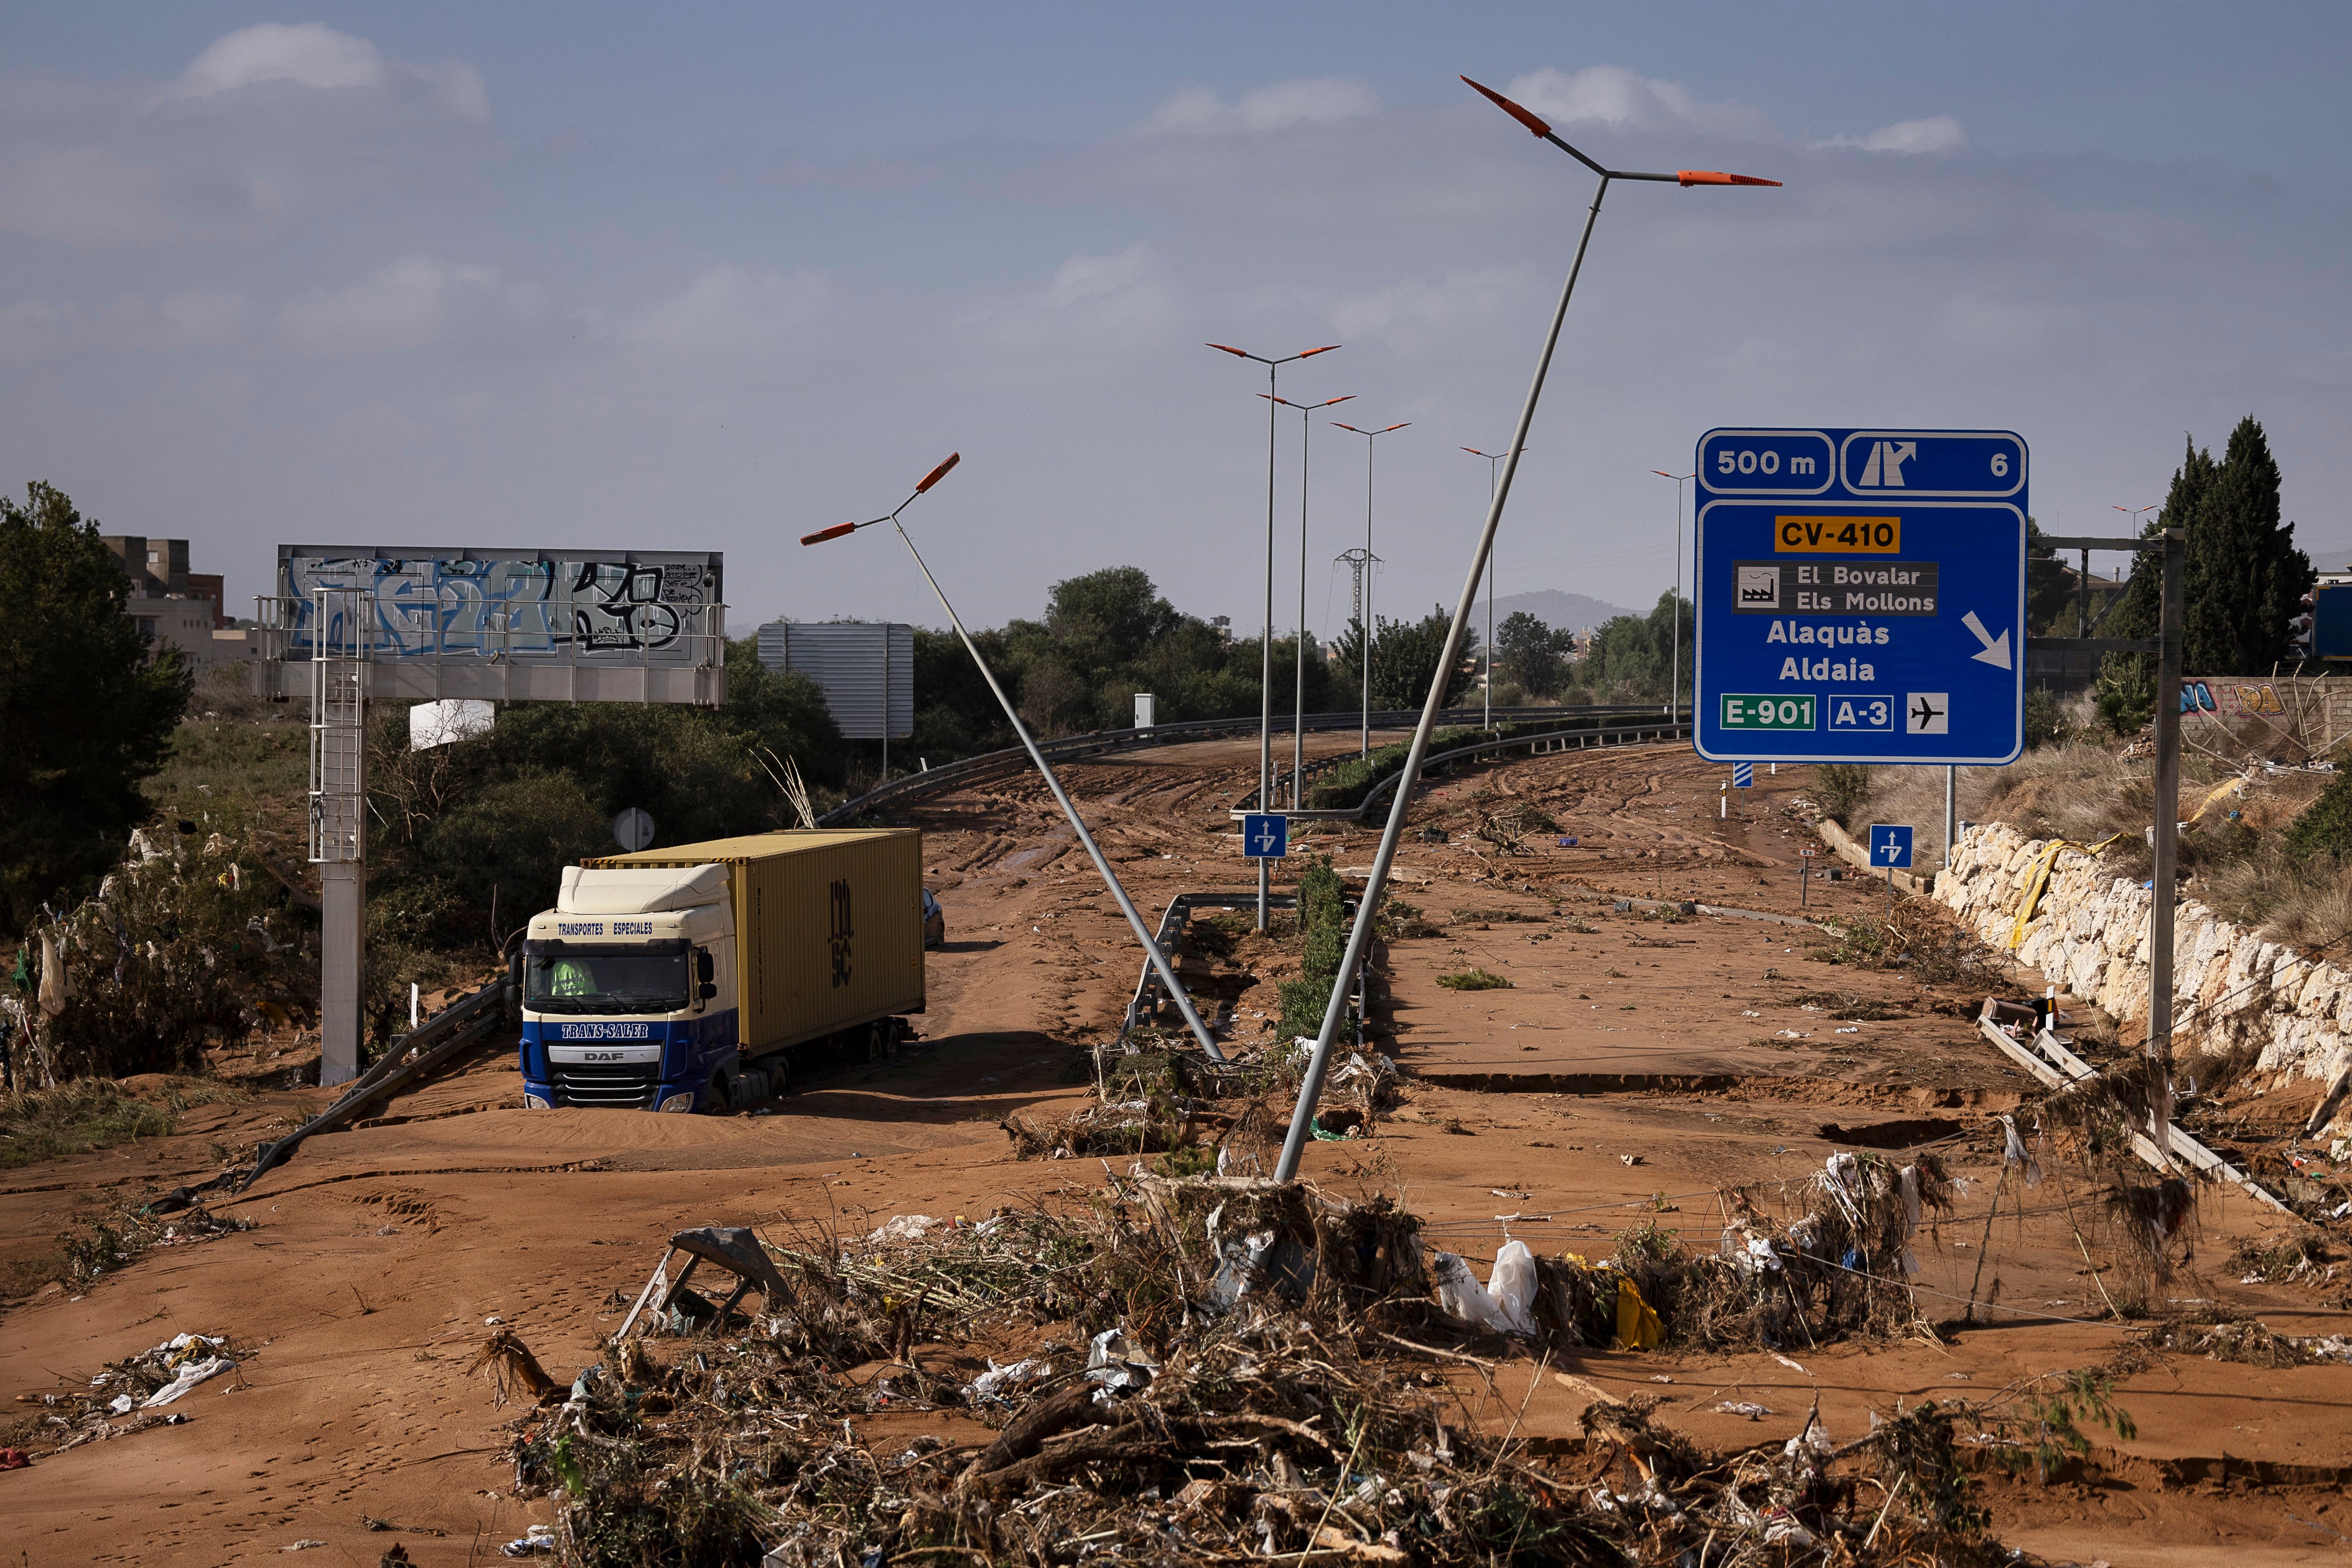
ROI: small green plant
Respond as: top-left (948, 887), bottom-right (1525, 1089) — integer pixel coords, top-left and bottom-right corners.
top-left (1437, 968), bottom-right (1512, 991)
top-left (1811, 762), bottom-right (1875, 827)
top-left (2023, 686), bottom-right (2072, 750)
top-left (1997, 1369), bottom-right (2138, 1483)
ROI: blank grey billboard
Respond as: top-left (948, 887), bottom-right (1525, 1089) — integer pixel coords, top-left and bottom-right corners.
top-left (758, 621), bottom-right (913, 740)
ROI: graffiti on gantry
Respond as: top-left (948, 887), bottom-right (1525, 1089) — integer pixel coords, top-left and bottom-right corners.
top-left (281, 556), bottom-right (719, 662)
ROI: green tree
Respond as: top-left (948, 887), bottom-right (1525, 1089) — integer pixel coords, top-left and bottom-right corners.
top-left (2185, 417), bottom-right (2310, 673)
top-left (1577, 590), bottom-right (1692, 704)
top-left (2096, 421), bottom-right (2311, 733)
top-left (1332, 608), bottom-right (1478, 711)
top-left (1495, 610), bottom-right (1575, 699)
top-left (0, 482), bottom-right (193, 928)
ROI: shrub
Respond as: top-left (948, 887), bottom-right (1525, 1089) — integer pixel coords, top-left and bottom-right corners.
top-left (1811, 763), bottom-right (1874, 828)
top-left (2285, 768), bottom-right (2352, 859)
top-left (1437, 968), bottom-right (1513, 991)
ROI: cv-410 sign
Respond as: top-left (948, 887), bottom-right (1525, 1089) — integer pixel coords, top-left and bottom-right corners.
top-left (1692, 427), bottom-right (2025, 767)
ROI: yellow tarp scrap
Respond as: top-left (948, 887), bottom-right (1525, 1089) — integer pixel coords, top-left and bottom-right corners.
top-left (2006, 833), bottom-right (2126, 950)
top-left (1613, 1276), bottom-right (1663, 1351)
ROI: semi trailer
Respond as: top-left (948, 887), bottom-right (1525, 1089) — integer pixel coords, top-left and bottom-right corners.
top-left (518, 829), bottom-right (925, 1111)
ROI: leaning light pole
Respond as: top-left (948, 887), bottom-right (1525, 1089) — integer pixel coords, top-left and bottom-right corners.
top-left (1210, 341), bottom-right (1341, 930)
top-left (1266, 393), bottom-right (1354, 804)
top-left (1651, 469), bottom-right (1695, 725)
top-left (1273, 76), bottom-right (1778, 1181)
top-left (1463, 444), bottom-right (1528, 727)
top-left (801, 454), bottom-right (1226, 1061)
top-left (1333, 419), bottom-right (1411, 757)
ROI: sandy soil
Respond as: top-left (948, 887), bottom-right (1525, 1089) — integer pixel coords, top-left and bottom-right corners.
top-left (6, 736), bottom-right (2351, 1565)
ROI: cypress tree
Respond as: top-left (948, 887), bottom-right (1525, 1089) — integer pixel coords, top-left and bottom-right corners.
top-left (2184, 416), bottom-right (2308, 674)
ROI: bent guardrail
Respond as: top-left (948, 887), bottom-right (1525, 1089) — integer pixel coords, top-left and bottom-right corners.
top-left (819, 703), bottom-right (1671, 824)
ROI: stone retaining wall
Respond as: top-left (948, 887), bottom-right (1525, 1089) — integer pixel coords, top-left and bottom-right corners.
top-left (1934, 823), bottom-right (2352, 1122)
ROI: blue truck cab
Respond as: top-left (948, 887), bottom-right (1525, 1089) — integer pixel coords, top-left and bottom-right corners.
top-left (519, 862), bottom-right (739, 1111)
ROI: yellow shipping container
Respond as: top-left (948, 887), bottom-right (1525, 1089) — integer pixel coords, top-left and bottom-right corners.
top-left (584, 828), bottom-right (925, 1056)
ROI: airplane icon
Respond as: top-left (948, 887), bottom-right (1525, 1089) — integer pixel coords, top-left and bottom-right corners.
top-left (1904, 691), bottom-right (1949, 735)
top-left (1910, 694), bottom-right (1941, 728)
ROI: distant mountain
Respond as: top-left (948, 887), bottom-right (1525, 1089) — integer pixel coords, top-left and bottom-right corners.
top-left (2297, 530), bottom-right (2352, 573)
top-left (1483, 588), bottom-right (1638, 634)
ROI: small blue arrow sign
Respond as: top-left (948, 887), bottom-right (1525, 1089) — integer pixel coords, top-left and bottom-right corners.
top-left (1732, 763), bottom-right (1753, 788)
top-left (1243, 813), bottom-right (1289, 859)
top-left (1868, 823), bottom-right (1914, 869)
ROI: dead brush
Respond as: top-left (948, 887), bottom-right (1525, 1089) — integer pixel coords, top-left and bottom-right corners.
top-left (505, 1178), bottom-right (2014, 1567)
top-left (1814, 905), bottom-right (2007, 991)
top-left (2196, 840), bottom-right (2352, 950)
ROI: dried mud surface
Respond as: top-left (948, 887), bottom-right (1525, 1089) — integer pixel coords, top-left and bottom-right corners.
top-left (6, 735), bottom-right (2352, 1565)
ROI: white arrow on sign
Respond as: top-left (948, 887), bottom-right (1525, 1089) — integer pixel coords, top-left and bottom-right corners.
top-left (1961, 610), bottom-right (2012, 671)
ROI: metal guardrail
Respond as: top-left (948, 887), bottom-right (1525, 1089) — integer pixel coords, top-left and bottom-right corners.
top-left (819, 704), bottom-right (1673, 824)
top-left (1351, 718), bottom-right (1693, 816)
top-left (1235, 708), bottom-right (1666, 812)
top-left (1116, 890), bottom-right (1364, 1047)
top-left (238, 970), bottom-right (518, 1192)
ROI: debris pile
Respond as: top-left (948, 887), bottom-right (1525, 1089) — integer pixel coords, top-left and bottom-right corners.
top-left (493, 1180), bottom-right (2013, 1566)
top-left (4, 1332), bottom-right (240, 1462)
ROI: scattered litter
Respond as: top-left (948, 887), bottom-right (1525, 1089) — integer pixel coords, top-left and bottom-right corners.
top-left (1771, 1353), bottom-right (1809, 1376)
top-left (499, 1524), bottom-right (556, 1556)
top-left (282, 1542), bottom-right (327, 1552)
top-left (866, 1215), bottom-right (938, 1245)
top-left (1620, 1155), bottom-right (1643, 1167)
top-left (967, 1358), bottom-right (1051, 1402)
top-left (0, 1448), bottom-right (27, 1470)
top-left (1717, 1401), bottom-right (1774, 1419)
top-left (1834, 1026), bottom-right (1860, 1035)
top-left (484, 1316), bottom-right (505, 1326)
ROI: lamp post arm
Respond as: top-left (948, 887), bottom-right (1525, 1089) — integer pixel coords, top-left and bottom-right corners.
top-left (886, 518), bottom-right (1225, 1062)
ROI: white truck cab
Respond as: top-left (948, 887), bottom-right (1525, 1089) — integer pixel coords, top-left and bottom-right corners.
top-left (520, 863), bottom-right (738, 1110)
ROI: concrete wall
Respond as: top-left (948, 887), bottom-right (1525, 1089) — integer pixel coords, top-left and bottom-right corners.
top-left (1934, 821), bottom-right (2352, 1128)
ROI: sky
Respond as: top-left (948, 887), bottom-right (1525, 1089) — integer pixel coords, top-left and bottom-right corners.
top-left (5, 2), bottom-right (2350, 641)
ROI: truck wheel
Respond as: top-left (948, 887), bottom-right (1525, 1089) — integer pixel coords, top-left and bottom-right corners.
top-left (705, 1066), bottom-right (739, 1113)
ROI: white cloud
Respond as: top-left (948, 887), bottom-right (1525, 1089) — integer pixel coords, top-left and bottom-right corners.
top-left (169, 22), bottom-right (490, 121)
top-left (612, 267), bottom-right (832, 357)
top-left (95, 291), bottom-right (245, 352)
top-left (1323, 266), bottom-right (1537, 347)
top-left (963, 245), bottom-right (1180, 353)
top-left (1502, 66), bottom-right (1766, 138)
top-left (1148, 77), bottom-right (1379, 136)
top-left (1824, 116), bottom-right (1968, 154)
top-left (276, 257), bottom-right (534, 355)
top-left (0, 150), bottom-right (174, 247)
top-left (0, 301), bottom-right (80, 365)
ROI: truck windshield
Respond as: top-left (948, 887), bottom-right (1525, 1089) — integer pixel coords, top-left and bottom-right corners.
top-left (524, 946), bottom-right (688, 1014)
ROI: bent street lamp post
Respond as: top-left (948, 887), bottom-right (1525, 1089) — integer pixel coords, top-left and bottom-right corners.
top-left (1274, 77), bottom-right (1778, 1181)
top-left (1267, 394), bottom-right (1355, 805)
top-left (1211, 342), bottom-right (1342, 930)
top-left (1652, 469), bottom-right (1696, 725)
top-left (1333, 421), bottom-right (1412, 758)
top-left (1464, 445), bottom-right (1529, 727)
top-left (801, 456), bottom-right (1225, 1062)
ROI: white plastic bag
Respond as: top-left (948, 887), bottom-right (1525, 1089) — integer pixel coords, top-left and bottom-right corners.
top-left (1486, 1240), bottom-right (1539, 1335)
top-left (1431, 1249), bottom-right (1535, 1337)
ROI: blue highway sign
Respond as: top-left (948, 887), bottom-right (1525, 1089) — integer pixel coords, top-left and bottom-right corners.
top-left (1868, 824), bottom-right (1915, 869)
top-left (1242, 813), bottom-right (1289, 859)
top-left (1693, 427), bottom-right (2025, 765)
top-left (1732, 763), bottom-right (1753, 788)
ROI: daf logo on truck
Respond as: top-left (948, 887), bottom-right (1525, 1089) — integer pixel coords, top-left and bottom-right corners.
top-left (518, 831), bottom-right (926, 1114)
